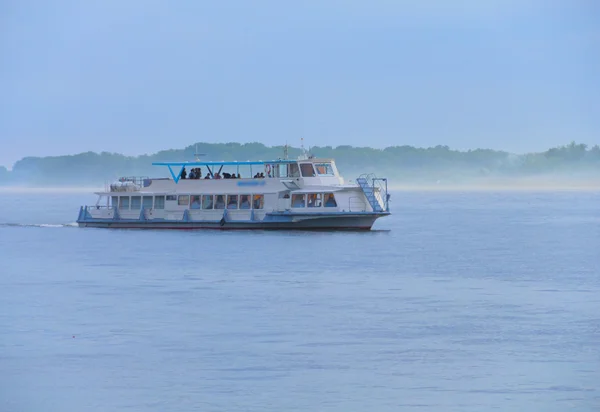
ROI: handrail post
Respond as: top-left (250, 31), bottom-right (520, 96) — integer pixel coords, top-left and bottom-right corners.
top-left (385, 178), bottom-right (389, 212)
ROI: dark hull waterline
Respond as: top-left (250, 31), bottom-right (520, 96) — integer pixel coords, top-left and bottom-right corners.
top-left (77, 214), bottom-right (385, 230)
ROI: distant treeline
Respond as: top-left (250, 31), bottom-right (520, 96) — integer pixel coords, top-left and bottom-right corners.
top-left (1, 141), bottom-right (599, 186)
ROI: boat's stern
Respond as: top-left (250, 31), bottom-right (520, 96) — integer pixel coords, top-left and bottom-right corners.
top-left (354, 174), bottom-right (390, 214)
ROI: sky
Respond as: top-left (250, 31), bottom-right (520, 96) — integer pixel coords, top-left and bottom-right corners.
top-left (1, 0), bottom-right (598, 168)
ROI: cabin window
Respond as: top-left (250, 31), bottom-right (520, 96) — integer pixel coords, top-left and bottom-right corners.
top-left (314, 163), bottom-right (335, 176)
top-left (227, 195), bottom-right (238, 209)
top-left (289, 163), bottom-right (300, 177)
top-left (178, 195), bottom-right (189, 206)
top-left (324, 193), bottom-right (337, 207)
top-left (253, 194), bottom-right (264, 209)
top-left (154, 196), bottom-right (165, 209)
top-left (292, 194), bottom-right (306, 208)
top-left (119, 196), bottom-right (129, 209)
top-left (307, 193), bottom-right (322, 208)
top-left (276, 165), bottom-right (288, 178)
top-left (300, 163), bottom-right (315, 177)
top-left (111, 196), bottom-right (118, 208)
top-left (202, 195), bottom-right (213, 209)
top-left (190, 195), bottom-right (201, 209)
top-left (239, 194), bottom-right (251, 209)
top-left (214, 195), bottom-right (226, 209)
top-left (166, 195), bottom-right (177, 201)
top-left (142, 196), bottom-right (153, 209)
top-left (130, 196), bottom-right (141, 210)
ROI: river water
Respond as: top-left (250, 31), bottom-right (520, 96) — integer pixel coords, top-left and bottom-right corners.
top-left (1, 189), bottom-right (599, 411)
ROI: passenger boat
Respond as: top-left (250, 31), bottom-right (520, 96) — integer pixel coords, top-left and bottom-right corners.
top-left (77, 152), bottom-right (390, 230)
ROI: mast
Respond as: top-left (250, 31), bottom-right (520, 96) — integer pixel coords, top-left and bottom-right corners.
top-left (299, 138), bottom-right (308, 160)
top-left (194, 144), bottom-right (206, 161)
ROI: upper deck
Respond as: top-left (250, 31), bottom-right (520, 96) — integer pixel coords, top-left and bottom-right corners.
top-left (149, 157), bottom-right (345, 186)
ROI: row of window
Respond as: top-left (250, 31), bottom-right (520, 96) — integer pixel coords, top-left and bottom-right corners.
top-left (290, 193), bottom-right (337, 208)
top-left (112, 195), bottom-right (159, 210)
top-left (110, 192), bottom-right (339, 210)
top-left (184, 194), bottom-right (264, 210)
top-left (112, 194), bottom-right (265, 210)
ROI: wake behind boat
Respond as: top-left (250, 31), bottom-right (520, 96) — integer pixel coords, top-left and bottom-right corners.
top-left (77, 151), bottom-right (390, 230)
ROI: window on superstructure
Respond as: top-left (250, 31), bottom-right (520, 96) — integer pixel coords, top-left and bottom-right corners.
top-left (239, 195), bottom-right (251, 209)
top-left (111, 196), bottom-right (118, 208)
top-left (131, 196), bottom-right (141, 210)
top-left (214, 195), bottom-right (226, 209)
top-left (289, 163), bottom-right (300, 177)
top-left (142, 196), bottom-right (153, 209)
top-left (119, 196), bottom-right (129, 209)
top-left (178, 195), bottom-right (190, 206)
top-left (227, 195), bottom-right (238, 209)
top-left (300, 163), bottom-right (315, 177)
top-left (253, 194), bottom-right (264, 209)
top-left (166, 195), bottom-right (177, 201)
top-left (275, 164), bottom-right (287, 178)
top-left (190, 195), bottom-right (201, 209)
top-left (307, 193), bottom-right (322, 208)
top-left (324, 193), bottom-right (337, 207)
top-left (154, 196), bottom-right (165, 209)
top-left (202, 195), bottom-right (213, 209)
top-left (314, 163), bottom-right (335, 176)
top-left (292, 194), bottom-right (306, 208)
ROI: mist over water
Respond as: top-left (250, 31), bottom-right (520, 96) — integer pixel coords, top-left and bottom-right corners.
top-left (1, 190), bottom-right (599, 411)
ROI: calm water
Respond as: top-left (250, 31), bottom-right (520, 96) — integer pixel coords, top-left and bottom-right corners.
top-left (1, 189), bottom-right (599, 411)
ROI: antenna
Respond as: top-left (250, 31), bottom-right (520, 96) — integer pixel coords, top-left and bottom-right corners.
top-left (299, 138), bottom-right (308, 160)
top-left (283, 141), bottom-right (289, 160)
top-left (194, 144), bottom-right (206, 161)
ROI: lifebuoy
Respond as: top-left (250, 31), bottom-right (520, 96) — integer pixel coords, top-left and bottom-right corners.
top-left (265, 164), bottom-right (271, 175)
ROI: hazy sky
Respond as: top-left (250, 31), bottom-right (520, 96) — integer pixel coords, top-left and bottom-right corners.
top-left (1, 0), bottom-right (598, 168)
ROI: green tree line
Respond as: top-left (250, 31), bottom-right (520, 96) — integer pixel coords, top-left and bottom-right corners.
top-left (2, 141), bottom-right (599, 186)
